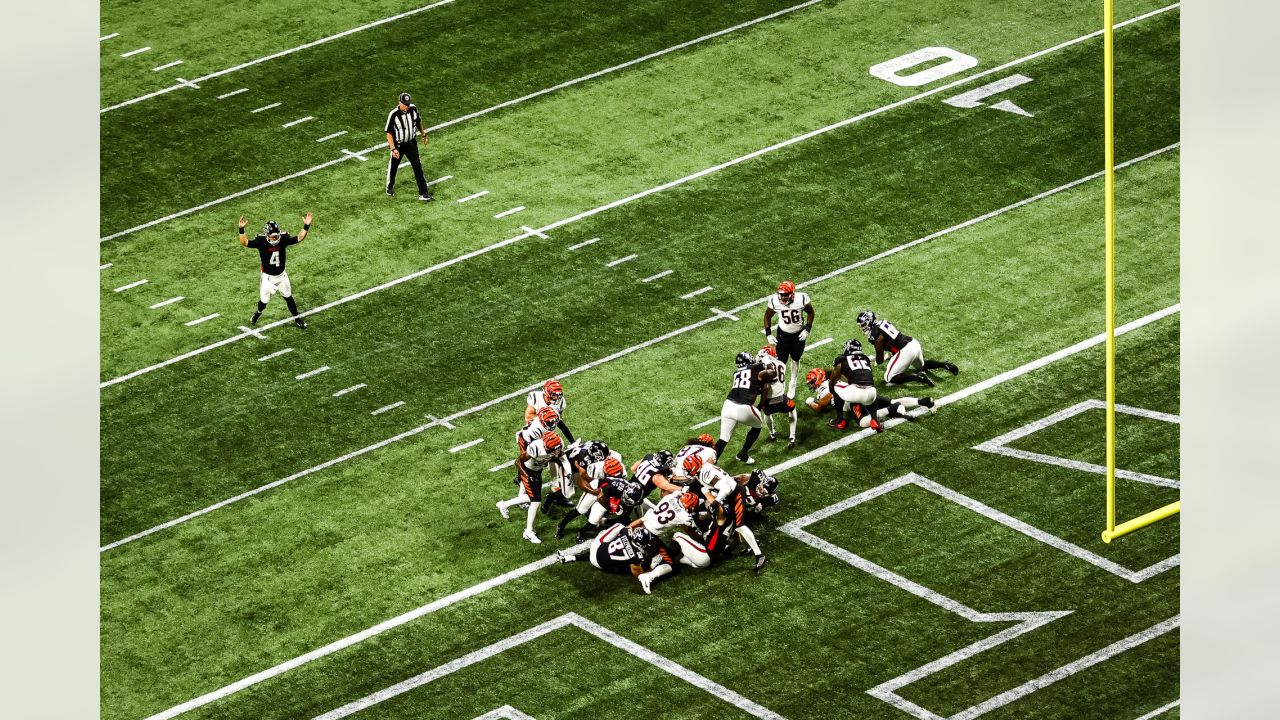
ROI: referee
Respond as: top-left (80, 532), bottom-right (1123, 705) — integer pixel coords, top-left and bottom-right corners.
top-left (385, 92), bottom-right (433, 201)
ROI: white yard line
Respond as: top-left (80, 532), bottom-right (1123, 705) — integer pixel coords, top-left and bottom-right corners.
top-left (101, 0), bottom-right (458, 113)
top-left (681, 286), bottom-right (713, 300)
top-left (709, 307), bottom-right (740, 321)
top-left (100, 3), bottom-right (1179, 245)
top-left (217, 88), bottom-right (248, 99)
top-left (250, 102), bottom-right (281, 113)
top-left (120, 46), bottom-right (150, 58)
top-left (295, 366), bottom-right (330, 380)
top-left (311, 613), bottom-right (783, 720)
top-left (568, 237), bottom-right (600, 250)
top-left (806, 336), bottom-right (833, 350)
top-left (183, 313), bottom-right (219, 327)
top-left (372, 401), bottom-right (405, 416)
top-left (99, 263), bottom-right (113, 270)
top-left (641, 270), bottom-right (673, 283)
top-left (332, 384), bottom-right (366, 397)
top-left (423, 414), bottom-right (456, 430)
top-left (493, 206), bottom-right (525, 219)
top-left (99, 32), bottom-right (119, 41)
top-left (457, 190), bottom-right (490, 203)
top-left (99, 159), bottom-right (1179, 546)
top-left (112, 278), bottom-right (147, 292)
top-left (519, 225), bottom-right (548, 239)
top-left (315, 131), bottom-right (347, 143)
top-left (449, 438), bottom-right (484, 453)
top-left (98, 0), bottom-right (830, 242)
top-left (473, 706), bottom-right (535, 720)
top-left (282, 116), bottom-right (315, 128)
top-left (152, 60), bottom-right (183, 72)
top-left (339, 148), bottom-right (369, 162)
top-left (606, 254), bottom-right (637, 267)
top-left (689, 416), bottom-right (720, 430)
top-left (239, 326), bottom-right (266, 341)
top-left (134, 309), bottom-right (1179, 717)
top-left (149, 296), bottom-right (184, 309)
top-left (488, 460), bottom-right (514, 473)
top-left (256, 348), bottom-right (293, 362)
top-left (430, 175), bottom-right (453, 185)
top-left (1133, 700), bottom-right (1180, 720)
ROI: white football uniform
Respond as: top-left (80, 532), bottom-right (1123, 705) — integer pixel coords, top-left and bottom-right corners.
top-left (833, 381), bottom-right (876, 406)
top-left (767, 291), bottom-right (811, 333)
top-left (525, 390), bottom-right (566, 418)
top-left (762, 357), bottom-right (788, 409)
top-left (675, 443), bottom-right (718, 472)
top-left (641, 491), bottom-right (696, 537)
top-left (259, 271), bottom-right (293, 304)
top-left (516, 417), bottom-right (553, 451)
top-left (521, 438), bottom-right (563, 474)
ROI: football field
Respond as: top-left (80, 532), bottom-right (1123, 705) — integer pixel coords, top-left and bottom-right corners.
top-left (99, 1), bottom-right (1181, 718)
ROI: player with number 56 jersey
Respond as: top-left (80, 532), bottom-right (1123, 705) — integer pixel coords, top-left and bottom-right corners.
top-left (763, 280), bottom-right (815, 399)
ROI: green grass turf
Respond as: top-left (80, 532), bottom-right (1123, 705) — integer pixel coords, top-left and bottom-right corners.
top-left (99, 0), bottom-right (1174, 375)
top-left (99, 0), bottom-right (810, 231)
top-left (100, 144), bottom-right (1178, 718)
top-left (1006, 408), bottom-right (1180, 480)
top-left (99, 5), bottom-right (1179, 542)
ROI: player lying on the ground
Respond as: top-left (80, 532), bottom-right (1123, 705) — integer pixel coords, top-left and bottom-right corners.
top-left (684, 454), bottom-right (768, 573)
top-left (856, 310), bottom-right (959, 387)
top-left (763, 280), bottom-right (815, 399)
top-left (757, 346), bottom-right (798, 449)
top-left (714, 352), bottom-right (778, 465)
top-left (629, 482), bottom-right (712, 572)
top-left (805, 365), bottom-right (936, 430)
top-left (675, 434), bottom-right (718, 471)
top-left (496, 431), bottom-right (567, 544)
top-left (557, 523), bottom-right (676, 595)
top-left (525, 379), bottom-right (574, 442)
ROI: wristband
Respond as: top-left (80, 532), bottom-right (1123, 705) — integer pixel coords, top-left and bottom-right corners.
top-left (303, 223), bottom-right (311, 231)
top-left (238, 226), bottom-right (246, 234)
top-left (803, 324), bottom-right (812, 331)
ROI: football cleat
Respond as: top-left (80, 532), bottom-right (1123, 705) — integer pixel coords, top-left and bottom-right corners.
top-left (920, 397), bottom-right (937, 414)
top-left (768, 430), bottom-right (777, 442)
top-left (943, 361), bottom-right (960, 376)
top-left (830, 418), bottom-right (849, 430)
top-left (754, 554), bottom-right (769, 574)
top-left (844, 338), bottom-right (863, 355)
top-left (250, 310), bottom-right (262, 326)
top-left (557, 550), bottom-right (577, 563)
top-left (735, 351), bottom-right (753, 369)
top-left (869, 418), bottom-right (884, 432)
top-left (294, 317), bottom-right (308, 330)
top-left (419, 194), bottom-right (434, 202)
top-left (496, 501), bottom-right (510, 520)
top-left (386, 186), bottom-right (395, 196)
top-left (735, 453), bottom-right (755, 465)
top-left (522, 529), bottom-right (541, 544)
top-left (787, 439), bottom-right (796, 450)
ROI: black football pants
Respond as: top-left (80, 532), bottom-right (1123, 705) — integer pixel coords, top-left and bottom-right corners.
top-left (387, 140), bottom-right (429, 196)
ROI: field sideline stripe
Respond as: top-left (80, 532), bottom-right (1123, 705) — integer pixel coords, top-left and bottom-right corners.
top-left (99, 145), bottom-right (1177, 551)
top-left (136, 306), bottom-right (1178, 719)
top-left (100, 0), bottom-right (459, 113)
top-left (98, 0), bottom-right (827, 242)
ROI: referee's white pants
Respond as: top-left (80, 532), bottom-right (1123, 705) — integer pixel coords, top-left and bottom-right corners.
top-left (719, 399), bottom-right (762, 442)
top-left (259, 271), bottom-right (292, 304)
top-left (884, 339), bottom-right (924, 383)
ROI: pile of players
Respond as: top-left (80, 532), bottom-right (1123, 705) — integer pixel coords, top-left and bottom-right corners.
top-left (495, 380), bottom-right (778, 594)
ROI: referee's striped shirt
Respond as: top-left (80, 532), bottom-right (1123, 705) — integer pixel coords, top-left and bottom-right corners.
top-left (385, 104), bottom-right (422, 144)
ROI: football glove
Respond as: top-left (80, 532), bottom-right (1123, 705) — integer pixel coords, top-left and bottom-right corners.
top-left (766, 333), bottom-right (777, 346)
top-left (798, 328), bottom-right (809, 341)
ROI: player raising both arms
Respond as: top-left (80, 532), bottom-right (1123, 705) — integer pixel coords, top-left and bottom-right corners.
top-left (857, 311), bottom-right (959, 387)
top-left (714, 352), bottom-right (777, 465)
top-left (239, 214), bottom-right (313, 329)
top-left (763, 280), bottom-right (815, 399)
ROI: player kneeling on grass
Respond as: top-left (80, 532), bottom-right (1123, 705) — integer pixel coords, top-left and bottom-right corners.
top-left (757, 346), bottom-right (799, 449)
top-left (558, 523), bottom-right (676, 595)
top-left (805, 364), bottom-right (935, 430)
top-left (239, 214), bottom-right (313, 329)
top-left (857, 310), bottom-right (958, 387)
top-left (497, 431), bottom-right (566, 544)
top-left (684, 455), bottom-right (768, 573)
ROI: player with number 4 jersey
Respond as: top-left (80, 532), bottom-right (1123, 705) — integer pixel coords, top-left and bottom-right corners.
top-left (239, 214), bottom-right (313, 329)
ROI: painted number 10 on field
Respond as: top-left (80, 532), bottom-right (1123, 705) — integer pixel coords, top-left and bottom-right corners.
top-left (871, 46), bottom-right (1035, 117)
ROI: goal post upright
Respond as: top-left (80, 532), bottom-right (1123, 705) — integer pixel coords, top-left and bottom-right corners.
top-left (1099, 1), bottom-right (1180, 544)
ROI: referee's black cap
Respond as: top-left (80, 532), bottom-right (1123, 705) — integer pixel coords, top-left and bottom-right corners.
top-left (399, 92), bottom-right (412, 106)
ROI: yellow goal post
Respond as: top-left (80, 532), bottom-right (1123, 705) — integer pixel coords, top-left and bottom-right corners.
top-left (1100, 0), bottom-right (1179, 543)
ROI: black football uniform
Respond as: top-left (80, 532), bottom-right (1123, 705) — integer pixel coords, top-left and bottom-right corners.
top-left (631, 453), bottom-right (673, 495)
top-left (703, 485), bottom-right (750, 559)
top-left (867, 320), bottom-right (913, 355)
top-left (247, 233), bottom-right (299, 275)
top-left (726, 362), bottom-right (768, 405)
top-left (563, 439), bottom-right (611, 476)
top-left (835, 351), bottom-right (875, 386)
top-left (589, 523), bottom-right (670, 575)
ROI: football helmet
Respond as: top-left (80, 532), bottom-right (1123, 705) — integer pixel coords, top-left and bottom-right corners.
top-left (856, 310), bottom-right (876, 334)
top-left (683, 454), bottom-right (704, 477)
top-left (735, 351), bottom-right (754, 369)
top-left (264, 220), bottom-right (282, 245)
top-left (777, 280), bottom-right (796, 304)
top-left (748, 470), bottom-right (780, 507)
top-left (844, 338), bottom-right (863, 355)
top-left (650, 450), bottom-right (675, 473)
top-left (602, 456), bottom-right (626, 478)
top-left (759, 345), bottom-right (778, 358)
top-left (805, 367), bottom-right (827, 389)
top-left (626, 526), bottom-right (656, 550)
top-left (543, 379), bottom-right (564, 401)
top-left (542, 432), bottom-right (564, 454)
top-left (678, 491), bottom-right (701, 512)
top-left (537, 405), bottom-right (560, 428)
top-left (696, 433), bottom-right (715, 446)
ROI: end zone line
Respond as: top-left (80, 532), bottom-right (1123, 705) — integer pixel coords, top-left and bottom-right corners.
top-left (99, 151), bottom-right (1179, 546)
top-left (132, 309), bottom-right (1178, 719)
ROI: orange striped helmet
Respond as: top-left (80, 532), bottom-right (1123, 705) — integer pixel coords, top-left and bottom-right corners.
top-left (543, 432), bottom-right (563, 453)
top-left (759, 345), bottom-right (777, 358)
top-left (544, 379), bottom-right (563, 401)
top-left (696, 433), bottom-right (715, 445)
top-left (679, 492), bottom-right (700, 512)
top-left (805, 368), bottom-right (827, 389)
top-left (777, 280), bottom-right (796, 302)
top-left (683, 454), bottom-right (704, 477)
top-left (603, 457), bottom-right (625, 478)
top-left (537, 405), bottom-right (560, 427)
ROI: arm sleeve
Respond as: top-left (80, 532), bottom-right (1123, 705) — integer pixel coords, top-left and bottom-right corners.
top-left (557, 419), bottom-right (575, 443)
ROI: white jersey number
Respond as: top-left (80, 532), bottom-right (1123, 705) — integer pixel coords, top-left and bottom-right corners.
top-left (268, 252), bottom-right (281, 268)
top-left (731, 367), bottom-right (753, 390)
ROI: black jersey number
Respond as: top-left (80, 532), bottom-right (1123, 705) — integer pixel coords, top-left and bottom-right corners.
top-left (781, 308), bottom-right (802, 325)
